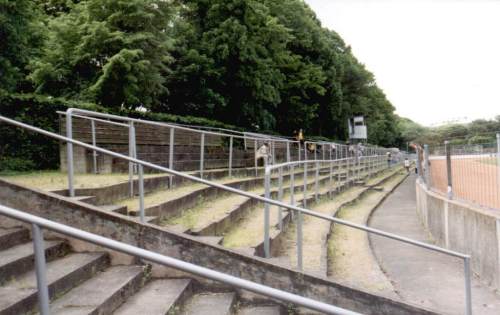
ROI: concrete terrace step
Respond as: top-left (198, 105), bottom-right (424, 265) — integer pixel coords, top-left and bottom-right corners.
top-left (68, 195), bottom-right (96, 204)
top-left (113, 278), bottom-right (192, 315)
top-left (0, 240), bottom-right (68, 284)
top-left (44, 265), bottom-right (145, 315)
top-left (238, 306), bottom-right (282, 315)
top-left (0, 227), bottom-right (30, 251)
top-left (0, 252), bottom-right (108, 315)
top-left (182, 292), bottom-right (236, 315)
top-left (194, 236), bottom-right (223, 245)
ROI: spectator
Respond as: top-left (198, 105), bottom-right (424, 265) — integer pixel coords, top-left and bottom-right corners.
top-left (386, 151), bottom-right (392, 168)
top-left (404, 157), bottom-right (410, 173)
top-left (256, 142), bottom-right (272, 166)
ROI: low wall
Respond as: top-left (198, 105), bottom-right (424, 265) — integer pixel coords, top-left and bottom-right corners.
top-left (0, 178), bottom-right (437, 315)
top-left (415, 178), bottom-right (500, 290)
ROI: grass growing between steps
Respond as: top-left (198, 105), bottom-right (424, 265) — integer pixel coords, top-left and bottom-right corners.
top-left (274, 166), bottom-right (404, 273)
top-left (0, 171), bottom-right (164, 191)
top-left (327, 170), bottom-right (407, 298)
top-left (158, 173), bottom-right (332, 233)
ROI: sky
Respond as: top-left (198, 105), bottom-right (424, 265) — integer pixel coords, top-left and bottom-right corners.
top-left (305, 0), bottom-right (500, 126)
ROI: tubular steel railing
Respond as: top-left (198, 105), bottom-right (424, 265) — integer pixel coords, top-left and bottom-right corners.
top-left (264, 156), bottom-right (472, 315)
top-left (423, 136), bottom-right (500, 211)
top-left (0, 204), bottom-right (360, 315)
top-left (0, 114), bottom-right (472, 314)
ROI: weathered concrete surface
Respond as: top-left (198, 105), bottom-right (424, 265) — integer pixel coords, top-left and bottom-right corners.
top-left (45, 265), bottom-right (144, 315)
top-left (114, 278), bottom-right (193, 315)
top-left (370, 175), bottom-right (500, 314)
top-left (182, 292), bottom-right (235, 315)
top-left (416, 178), bottom-right (500, 291)
top-left (0, 178), bottom-right (439, 315)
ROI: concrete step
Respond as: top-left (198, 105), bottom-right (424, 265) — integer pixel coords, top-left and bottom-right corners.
top-left (101, 204), bottom-right (128, 214)
top-left (0, 252), bottom-right (108, 315)
top-left (0, 240), bottom-right (68, 284)
top-left (68, 195), bottom-right (96, 204)
top-left (113, 278), bottom-right (192, 315)
top-left (45, 265), bottom-right (145, 315)
top-left (182, 292), bottom-right (236, 315)
top-left (238, 306), bottom-right (282, 315)
top-left (194, 236), bottom-right (223, 245)
top-left (0, 227), bottom-right (30, 251)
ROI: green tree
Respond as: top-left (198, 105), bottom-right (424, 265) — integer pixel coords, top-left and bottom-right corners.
top-left (29, 0), bottom-right (174, 108)
top-left (0, 0), bottom-right (44, 92)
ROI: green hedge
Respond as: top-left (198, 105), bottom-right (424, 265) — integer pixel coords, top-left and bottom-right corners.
top-left (0, 93), bottom-right (240, 171)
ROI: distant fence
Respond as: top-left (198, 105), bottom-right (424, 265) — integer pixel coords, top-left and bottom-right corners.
top-left (421, 136), bottom-right (500, 211)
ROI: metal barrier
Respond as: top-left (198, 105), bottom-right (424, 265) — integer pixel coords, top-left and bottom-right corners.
top-left (264, 156), bottom-right (472, 315)
top-left (0, 204), bottom-right (360, 315)
top-left (424, 136), bottom-right (500, 211)
top-left (58, 108), bottom-right (367, 196)
top-left (0, 115), bottom-right (471, 314)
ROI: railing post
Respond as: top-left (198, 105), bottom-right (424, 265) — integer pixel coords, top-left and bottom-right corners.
top-left (32, 224), bottom-right (50, 315)
top-left (464, 256), bottom-right (472, 315)
top-left (298, 142), bottom-right (301, 162)
top-left (66, 110), bottom-right (75, 197)
top-left (496, 133), bottom-right (500, 188)
top-left (286, 141), bottom-right (291, 165)
top-left (297, 209), bottom-right (303, 271)
top-left (254, 139), bottom-right (258, 177)
top-left (91, 119), bottom-right (98, 174)
top-left (278, 167), bottom-right (283, 230)
top-left (303, 161), bottom-right (308, 208)
top-left (424, 144), bottom-right (430, 185)
top-left (329, 159), bottom-right (333, 198)
top-left (314, 161), bottom-right (319, 201)
top-left (229, 136), bottom-right (233, 177)
top-left (264, 164), bottom-right (271, 258)
top-left (138, 164), bottom-right (145, 223)
top-left (304, 142), bottom-right (308, 162)
top-left (272, 141), bottom-right (276, 164)
top-left (169, 127), bottom-right (175, 188)
top-left (129, 121), bottom-right (136, 197)
top-left (445, 141), bottom-right (453, 199)
top-left (290, 164), bottom-right (295, 206)
top-left (200, 132), bottom-right (205, 178)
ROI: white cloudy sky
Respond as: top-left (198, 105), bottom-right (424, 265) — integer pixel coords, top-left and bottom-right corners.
top-left (305, 0), bottom-right (500, 126)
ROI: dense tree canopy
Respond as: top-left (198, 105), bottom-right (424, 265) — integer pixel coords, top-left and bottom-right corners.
top-left (2, 0), bottom-right (405, 147)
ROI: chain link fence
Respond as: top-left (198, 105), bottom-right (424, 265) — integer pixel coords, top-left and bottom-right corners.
top-left (421, 136), bottom-right (500, 210)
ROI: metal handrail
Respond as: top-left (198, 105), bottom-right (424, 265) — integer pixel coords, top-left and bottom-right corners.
top-left (0, 115), bottom-right (471, 314)
top-left (265, 158), bottom-right (472, 315)
top-left (0, 204), bottom-right (360, 315)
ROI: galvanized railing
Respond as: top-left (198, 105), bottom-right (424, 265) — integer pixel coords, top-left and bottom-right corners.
top-left (0, 115), bottom-right (472, 314)
top-left (0, 204), bottom-right (360, 315)
top-left (59, 108), bottom-right (377, 197)
top-left (264, 157), bottom-right (472, 315)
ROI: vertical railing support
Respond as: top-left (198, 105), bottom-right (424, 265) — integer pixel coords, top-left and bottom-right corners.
top-left (66, 110), bottom-right (75, 197)
top-left (329, 160), bottom-right (333, 198)
top-left (445, 141), bottom-right (453, 199)
top-left (278, 167), bottom-right (283, 230)
top-left (200, 132), bottom-right (205, 178)
top-left (169, 127), bottom-right (175, 188)
top-left (264, 164), bottom-right (271, 258)
top-left (464, 256), bottom-right (472, 315)
top-left (254, 139), bottom-right (258, 176)
top-left (496, 134), bottom-right (500, 189)
top-left (303, 162), bottom-right (308, 208)
top-left (91, 119), bottom-right (98, 174)
top-left (424, 144), bottom-right (430, 186)
top-left (138, 164), bottom-right (145, 223)
top-left (32, 224), bottom-right (50, 315)
top-left (128, 122), bottom-right (136, 197)
top-left (298, 142), bottom-right (301, 162)
top-left (290, 164), bottom-right (295, 206)
top-left (229, 136), bottom-right (234, 177)
top-left (297, 209), bottom-right (303, 271)
top-left (314, 161), bottom-right (319, 201)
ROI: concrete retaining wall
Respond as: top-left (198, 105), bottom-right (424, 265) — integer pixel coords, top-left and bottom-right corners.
top-left (415, 179), bottom-right (500, 290)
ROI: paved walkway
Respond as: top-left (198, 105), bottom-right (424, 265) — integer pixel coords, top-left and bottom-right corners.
top-left (369, 174), bottom-right (500, 315)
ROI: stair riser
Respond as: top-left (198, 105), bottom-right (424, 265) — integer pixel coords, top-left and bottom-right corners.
top-left (0, 254), bottom-right (109, 315)
top-left (0, 242), bottom-right (69, 285)
top-left (87, 269), bottom-right (146, 315)
top-left (0, 229), bottom-right (30, 251)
